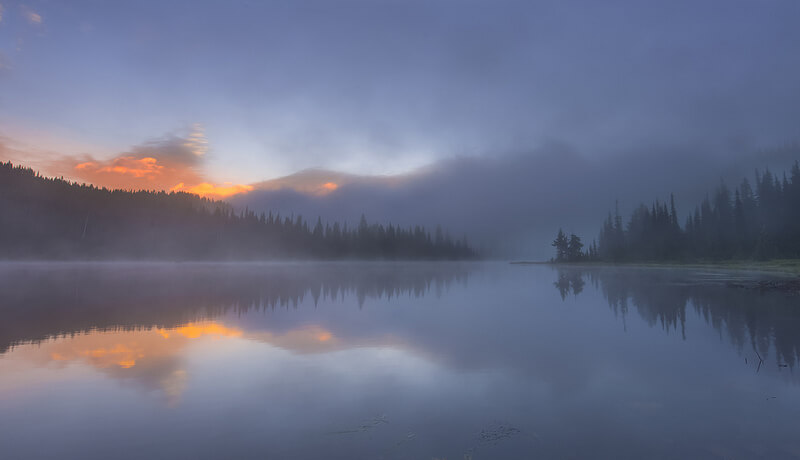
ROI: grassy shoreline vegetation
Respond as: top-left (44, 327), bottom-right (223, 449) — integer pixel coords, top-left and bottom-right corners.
top-left (511, 259), bottom-right (800, 276)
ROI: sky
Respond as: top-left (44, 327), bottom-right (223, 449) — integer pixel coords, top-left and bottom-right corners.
top-left (2, 0), bottom-right (800, 255)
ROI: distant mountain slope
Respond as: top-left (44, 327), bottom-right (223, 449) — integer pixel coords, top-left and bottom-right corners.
top-left (233, 145), bottom-right (800, 259)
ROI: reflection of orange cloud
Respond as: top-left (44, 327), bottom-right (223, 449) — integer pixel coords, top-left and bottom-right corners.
top-left (35, 321), bottom-right (243, 372)
top-left (170, 182), bottom-right (254, 199)
top-left (8, 321), bottom-right (245, 405)
top-left (159, 322), bottom-right (243, 339)
top-left (248, 325), bottom-right (340, 353)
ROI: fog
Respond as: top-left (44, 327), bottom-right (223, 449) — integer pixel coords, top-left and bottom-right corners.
top-left (2, 0), bottom-right (800, 257)
top-left (233, 143), bottom-right (800, 258)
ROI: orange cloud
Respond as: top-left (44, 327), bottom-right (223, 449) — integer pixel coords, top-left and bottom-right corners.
top-left (75, 156), bottom-right (164, 179)
top-left (38, 126), bottom-right (253, 199)
top-left (254, 170), bottom-right (350, 196)
top-left (65, 153), bottom-right (195, 191)
top-left (250, 168), bottom-right (411, 197)
top-left (171, 182), bottom-right (254, 199)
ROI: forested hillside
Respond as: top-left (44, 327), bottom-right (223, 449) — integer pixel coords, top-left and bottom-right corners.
top-left (0, 162), bottom-right (475, 260)
top-left (553, 161), bottom-right (800, 262)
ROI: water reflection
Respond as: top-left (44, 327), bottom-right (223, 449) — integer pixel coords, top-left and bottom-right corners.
top-left (553, 266), bottom-right (800, 369)
top-left (3, 263), bottom-right (800, 459)
top-left (0, 262), bottom-right (471, 354)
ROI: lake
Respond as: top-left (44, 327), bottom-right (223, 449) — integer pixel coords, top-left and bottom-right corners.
top-left (1, 262), bottom-right (799, 459)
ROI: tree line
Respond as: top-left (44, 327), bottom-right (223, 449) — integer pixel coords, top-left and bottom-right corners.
top-left (0, 263), bottom-right (471, 353)
top-left (0, 162), bottom-right (476, 260)
top-left (553, 161), bottom-right (800, 262)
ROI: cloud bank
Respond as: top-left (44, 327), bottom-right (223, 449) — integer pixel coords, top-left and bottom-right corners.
top-left (233, 142), bottom-right (800, 258)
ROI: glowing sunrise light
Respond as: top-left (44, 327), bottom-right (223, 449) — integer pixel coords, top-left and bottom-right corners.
top-left (170, 182), bottom-right (254, 199)
top-left (309, 181), bottom-right (339, 196)
top-left (160, 322), bottom-right (244, 339)
top-left (75, 156), bottom-right (164, 179)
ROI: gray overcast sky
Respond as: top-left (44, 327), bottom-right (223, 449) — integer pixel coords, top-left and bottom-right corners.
top-left (2, 0), bottom-right (799, 187)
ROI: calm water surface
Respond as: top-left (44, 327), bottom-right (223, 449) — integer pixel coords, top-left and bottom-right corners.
top-left (1, 262), bottom-right (799, 459)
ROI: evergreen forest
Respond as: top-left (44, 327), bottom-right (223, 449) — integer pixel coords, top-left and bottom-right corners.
top-left (0, 162), bottom-right (475, 260)
top-left (553, 161), bottom-right (800, 263)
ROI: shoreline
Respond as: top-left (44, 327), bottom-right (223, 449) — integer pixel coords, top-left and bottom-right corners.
top-left (510, 260), bottom-right (800, 277)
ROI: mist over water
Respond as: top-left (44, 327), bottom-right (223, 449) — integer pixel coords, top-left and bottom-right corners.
top-left (1, 262), bottom-right (799, 459)
top-left (3, 2), bottom-right (800, 458)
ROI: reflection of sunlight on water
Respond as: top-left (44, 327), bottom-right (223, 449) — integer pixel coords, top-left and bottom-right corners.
top-left (1, 321), bottom-right (346, 405)
top-left (43, 322), bottom-right (245, 371)
top-left (161, 369), bottom-right (187, 407)
top-left (2, 321), bottom-right (245, 405)
top-left (159, 322), bottom-right (243, 340)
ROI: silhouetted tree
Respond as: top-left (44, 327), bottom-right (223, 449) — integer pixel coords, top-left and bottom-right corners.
top-left (567, 233), bottom-right (584, 262)
top-left (585, 161), bottom-right (800, 262)
top-left (552, 229), bottom-right (569, 262)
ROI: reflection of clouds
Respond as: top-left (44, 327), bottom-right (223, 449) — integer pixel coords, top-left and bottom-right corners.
top-left (0, 262), bottom-right (472, 354)
top-left (160, 369), bottom-right (187, 406)
top-left (0, 320), bottom-right (406, 405)
top-left (4, 321), bottom-right (245, 405)
top-left (247, 325), bottom-right (344, 354)
top-left (160, 322), bottom-right (243, 340)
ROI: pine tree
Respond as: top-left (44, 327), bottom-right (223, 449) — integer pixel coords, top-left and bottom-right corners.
top-left (552, 229), bottom-right (569, 262)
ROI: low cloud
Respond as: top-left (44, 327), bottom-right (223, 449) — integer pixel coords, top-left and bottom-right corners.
top-left (234, 142), bottom-right (800, 258)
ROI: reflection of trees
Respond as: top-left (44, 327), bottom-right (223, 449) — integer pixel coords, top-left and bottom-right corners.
top-left (554, 267), bottom-right (800, 367)
top-left (554, 271), bottom-right (585, 299)
top-left (0, 263), bottom-right (471, 353)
